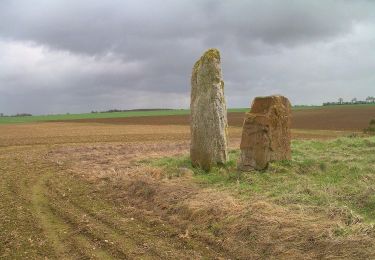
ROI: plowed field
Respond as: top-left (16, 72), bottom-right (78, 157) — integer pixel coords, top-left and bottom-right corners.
top-left (60, 106), bottom-right (375, 131)
top-left (1, 107), bottom-right (375, 259)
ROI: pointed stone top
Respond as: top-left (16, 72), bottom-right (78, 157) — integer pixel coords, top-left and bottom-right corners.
top-left (192, 48), bottom-right (222, 86)
top-left (201, 48), bottom-right (220, 61)
top-left (193, 49), bottom-right (221, 71)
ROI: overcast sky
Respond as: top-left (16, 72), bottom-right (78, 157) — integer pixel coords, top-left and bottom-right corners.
top-left (0, 0), bottom-right (374, 114)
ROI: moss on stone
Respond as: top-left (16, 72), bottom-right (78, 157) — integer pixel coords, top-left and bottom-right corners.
top-left (193, 49), bottom-right (220, 75)
top-left (191, 48), bottom-right (222, 92)
top-left (202, 48), bottom-right (220, 61)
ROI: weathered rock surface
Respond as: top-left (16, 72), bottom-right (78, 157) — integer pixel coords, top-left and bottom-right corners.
top-left (238, 95), bottom-right (291, 170)
top-left (190, 49), bottom-right (228, 171)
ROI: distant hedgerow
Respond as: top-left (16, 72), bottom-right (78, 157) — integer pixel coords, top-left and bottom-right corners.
top-left (364, 119), bottom-right (375, 134)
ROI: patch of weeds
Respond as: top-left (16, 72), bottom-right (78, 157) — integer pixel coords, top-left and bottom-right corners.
top-left (291, 149), bottom-right (304, 157)
top-left (364, 139), bottom-right (375, 147)
top-left (364, 119), bottom-right (375, 135)
top-left (328, 205), bottom-right (363, 226)
top-left (313, 168), bottom-right (345, 185)
top-left (358, 193), bottom-right (375, 221)
top-left (268, 160), bottom-right (292, 174)
top-left (319, 162), bottom-right (327, 172)
top-left (196, 167), bottom-right (241, 188)
top-left (146, 155), bottom-right (193, 178)
top-left (333, 138), bottom-right (343, 146)
top-left (127, 179), bottom-right (156, 199)
top-left (348, 133), bottom-right (360, 138)
top-left (296, 159), bottom-right (318, 175)
top-left (208, 222), bottom-right (223, 237)
top-left (150, 156), bottom-right (191, 169)
top-left (137, 158), bottom-right (152, 164)
top-left (332, 225), bottom-right (351, 237)
top-left (147, 136), bottom-right (375, 224)
top-left (276, 191), bottom-right (327, 206)
top-left (308, 140), bottom-right (326, 151)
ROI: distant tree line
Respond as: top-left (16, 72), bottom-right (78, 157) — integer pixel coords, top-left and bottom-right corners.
top-left (90, 108), bottom-right (175, 113)
top-left (323, 96), bottom-right (375, 106)
top-left (0, 113), bottom-right (32, 117)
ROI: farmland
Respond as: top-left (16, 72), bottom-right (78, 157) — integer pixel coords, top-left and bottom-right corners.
top-left (0, 105), bottom-right (375, 259)
top-left (0, 109), bottom-right (191, 125)
top-left (1, 103), bottom-right (374, 126)
top-left (62, 104), bottom-right (375, 131)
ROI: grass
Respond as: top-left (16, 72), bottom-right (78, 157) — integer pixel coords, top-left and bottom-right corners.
top-left (149, 136), bottom-right (375, 223)
top-left (0, 109), bottom-right (246, 124)
top-left (0, 109), bottom-right (191, 124)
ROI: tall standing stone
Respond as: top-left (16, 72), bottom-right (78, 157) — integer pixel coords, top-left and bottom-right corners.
top-left (190, 49), bottom-right (228, 171)
top-left (238, 95), bottom-right (292, 170)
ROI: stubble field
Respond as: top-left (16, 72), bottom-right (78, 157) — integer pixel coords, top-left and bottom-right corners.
top-left (1, 106), bottom-right (375, 259)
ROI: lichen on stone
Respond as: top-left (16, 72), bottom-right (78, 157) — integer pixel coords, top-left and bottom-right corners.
top-left (201, 48), bottom-right (220, 61)
top-left (190, 48), bottom-right (228, 171)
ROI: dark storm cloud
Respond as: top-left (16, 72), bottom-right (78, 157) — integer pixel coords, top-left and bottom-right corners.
top-left (0, 0), bottom-right (374, 114)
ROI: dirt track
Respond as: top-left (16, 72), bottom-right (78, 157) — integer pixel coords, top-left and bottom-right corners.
top-left (61, 106), bottom-right (375, 131)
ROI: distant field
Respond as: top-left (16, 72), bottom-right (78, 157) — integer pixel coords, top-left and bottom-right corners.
top-left (60, 105), bottom-right (375, 131)
top-left (0, 109), bottom-right (190, 124)
top-left (0, 108), bottom-right (249, 124)
top-left (0, 104), bottom-right (375, 127)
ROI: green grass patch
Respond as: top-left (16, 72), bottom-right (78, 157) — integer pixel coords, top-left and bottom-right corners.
top-left (0, 109), bottom-right (247, 124)
top-left (0, 109), bottom-right (191, 124)
top-left (147, 136), bottom-right (375, 223)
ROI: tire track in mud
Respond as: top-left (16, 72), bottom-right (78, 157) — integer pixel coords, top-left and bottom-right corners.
top-left (44, 140), bottom-right (245, 259)
top-left (0, 150), bottom-right (60, 259)
top-left (30, 162), bottom-right (226, 259)
top-left (2, 144), bottom-right (229, 259)
top-left (31, 171), bottom-right (114, 259)
top-left (31, 172), bottom-right (68, 257)
top-left (44, 171), bottom-right (228, 259)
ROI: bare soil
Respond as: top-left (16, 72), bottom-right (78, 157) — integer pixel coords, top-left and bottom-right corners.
top-left (61, 106), bottom-right (375, 131)
top-left (0, 121), bottom-right (374, 259)
top-left (0, 122), bottom-right (353, 148)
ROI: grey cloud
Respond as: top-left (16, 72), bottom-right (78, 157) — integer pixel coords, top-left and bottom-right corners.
top-left (1, 0), bottom-right (373, 55)
top-left (0, 0), bottom-right (374, 114)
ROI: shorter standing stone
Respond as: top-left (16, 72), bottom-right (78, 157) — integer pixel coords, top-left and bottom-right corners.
top-left (238, 95), bottom-right (292, 170)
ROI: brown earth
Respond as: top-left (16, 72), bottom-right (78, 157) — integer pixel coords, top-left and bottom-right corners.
top-left (60, 106), bottom-right (375, 131)
top-left (1, 121), bottom-right (374, 259)
top-left (0, 122), bottom-right (354, 148)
